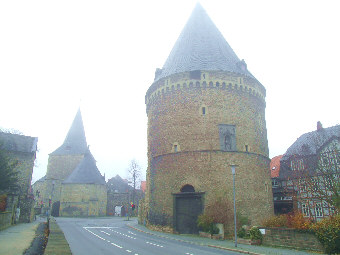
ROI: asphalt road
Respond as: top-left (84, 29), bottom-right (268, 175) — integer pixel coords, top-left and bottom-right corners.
top-left (56, 217), bottom-right (239, 255)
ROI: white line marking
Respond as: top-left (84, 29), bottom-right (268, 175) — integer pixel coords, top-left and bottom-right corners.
top-left (100, 230), bottom-right (111, 236)
top-left (84, 226), bottom-right (119, 229)
top-left (128, 231), bottom-right (137, 236)
top-left (111, 242), bottom-right (123, 249)
top-left (83, 228), bottom-right (106, 241)
top-left (146, 241), bottom-right (163, 248)
top-left (126, 250), bottom-right (132, 253)
top-left (110, 230), bottom-right (136, 239)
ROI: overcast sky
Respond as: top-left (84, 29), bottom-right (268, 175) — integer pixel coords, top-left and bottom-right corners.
top-left (1, 0), bottom-right (339, 184)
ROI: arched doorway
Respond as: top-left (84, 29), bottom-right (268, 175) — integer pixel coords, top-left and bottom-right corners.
top-left (51, 201), bottom-right (60, 217)
top-left (173, 185), bottom-right (204, 234)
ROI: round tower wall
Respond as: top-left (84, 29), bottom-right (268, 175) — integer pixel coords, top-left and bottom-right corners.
top-left (145, 70), bottom-right (273, 227)
top-left (146, 71), bottom-right (268, 158)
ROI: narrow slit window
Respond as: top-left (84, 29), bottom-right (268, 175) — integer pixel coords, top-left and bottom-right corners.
top-left (174, 145), bottom-right (178, 152)
top-left (245, 145), bottom-right (248, 152)
top-left (202, 107), bottom-right (206, 115)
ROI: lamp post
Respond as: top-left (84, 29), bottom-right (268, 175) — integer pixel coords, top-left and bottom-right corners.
top-left (231, 165), bottom-right (238, 247)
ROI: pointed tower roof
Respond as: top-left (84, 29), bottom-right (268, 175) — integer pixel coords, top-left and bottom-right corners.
top-left (63, 151), bottom-right (105, 185)
top-left (154, 3), bottom-right (253, 82)
top-left (51, 109), bottom-right (88, 155)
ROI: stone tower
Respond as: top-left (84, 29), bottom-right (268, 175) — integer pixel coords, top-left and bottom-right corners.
top-left (44, 109), bottom-right (88, 207)
top-left (41, 109), bottom-right (106, 216)
top-left (145, 3), bottom-right (273, 233)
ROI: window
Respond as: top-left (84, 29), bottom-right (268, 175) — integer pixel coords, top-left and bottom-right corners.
top-left (315, 202), bottom-right (323, 217)
top-left (298, 179), bottom-right (306, 192)
top-left (172, 143), bottom-right (180, 153)
top-left (272, 179), bottom-right (279, 187)
top-left (291, 158), bottom-right (304, 171)
top-left (264, 182), bottom-right (268, 192)
top-left (245, 145), bottom-right (248, 152)
top-left (302, 203), bottom-right (310, 217)
top-left (202, 107), bottom-right (206, 115)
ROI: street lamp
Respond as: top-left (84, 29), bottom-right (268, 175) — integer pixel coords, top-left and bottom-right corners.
top-left (231, 165), bottom-right (238, 247)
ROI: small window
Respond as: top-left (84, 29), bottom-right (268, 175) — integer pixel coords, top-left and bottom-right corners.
top-left (202, 107), bottom-right (206, 115)
top-left (315, 203), bottom-right (323, 217)
top-left (172, 143), bottom-right (180, 153)
top-left (245, 145), bottom-right (248, 152)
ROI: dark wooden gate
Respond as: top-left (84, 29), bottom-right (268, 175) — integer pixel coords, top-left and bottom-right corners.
top-left (173, 192), bottom-right (204, 234)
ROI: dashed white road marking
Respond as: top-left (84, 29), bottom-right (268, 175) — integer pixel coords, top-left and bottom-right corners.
top-left (100, 230), bottom-right (111, 236)
top-left (109, 229), bottom-right (137, 240)
top-left (83, 227), bottom-right (124, 250)
top-left (84, 228), bottom-right (106, 241)
top-left (85, 226), bottom-right (119, 229)
top-left (126, 250), bottom-right (132, 253)
top-left (128, 231), bottom-right (137, 236)
top-left (185, 253), bottom-right (194, 255)
top-left (146, 241), bottom-right (164, 248)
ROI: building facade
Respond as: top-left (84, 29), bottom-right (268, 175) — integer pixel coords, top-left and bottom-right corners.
top-left (144, 3), bottom-right (273, 234)
top-left (106, 175), bottom-right (144, 217)
top-left (0, 132), bottom-right (38, 223)
top-left (279, 122), bottom-right (340, 220)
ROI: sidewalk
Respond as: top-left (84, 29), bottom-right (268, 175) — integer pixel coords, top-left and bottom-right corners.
top-left (0, 216), bottom-right (45, 255)
top-left (127, 221), bottom-right (325, 255)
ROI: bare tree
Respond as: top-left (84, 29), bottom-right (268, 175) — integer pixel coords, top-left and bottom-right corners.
top-left (127, 159), bottom-right (141, 204)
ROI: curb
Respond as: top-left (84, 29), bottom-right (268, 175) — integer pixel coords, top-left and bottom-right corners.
top-left (44, 218), bottom-right (72, 255)
top-left (127, 224), bottom-right (264, 255)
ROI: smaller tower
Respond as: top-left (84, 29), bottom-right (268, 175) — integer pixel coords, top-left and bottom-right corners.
top-left (40, 109), bottom-right (106, 216)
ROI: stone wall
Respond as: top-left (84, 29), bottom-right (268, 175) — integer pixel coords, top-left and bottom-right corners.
top-left (262, 227), bottom-right (324, 252)
top-left (0, 212), bottom-right (13, 230)
top-left (43, 154), bottom-right (84, 205)
top-left (107, 191), bottom-right (144, 216)
top-left (149, 151), bottom-right (273, 226)
top-left (7, 151), bottom-right (36, 223)
top-left (60, 183), bottom-right (107, 216)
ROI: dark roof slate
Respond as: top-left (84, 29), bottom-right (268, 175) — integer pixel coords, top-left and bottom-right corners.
top-left (282, 125), bottom-right (340, 161)
top-left (63, 151), bottom-right (105, 185)
top-left (154, 3), bottom-right (254, 82)
top-left (0, 132), bottom-right (38, 153)
top-left (107, 175), bottom-right (133, 193)
top-left (51, 109), bottom-right (88, 155)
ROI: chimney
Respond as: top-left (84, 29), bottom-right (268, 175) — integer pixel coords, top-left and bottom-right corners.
top-left (317, 121), bottom-right (323, 131)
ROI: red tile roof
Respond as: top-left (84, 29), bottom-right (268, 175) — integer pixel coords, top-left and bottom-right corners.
top-left (270, 155), bottom-right (283, 178)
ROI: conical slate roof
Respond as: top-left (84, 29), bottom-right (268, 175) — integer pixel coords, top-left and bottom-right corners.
top-left (154, 3), bottom-right (253, 82)
top-left (63, 151), bottom-right (105, 185)
top-left (51, 109), bottom-right (88, 155)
